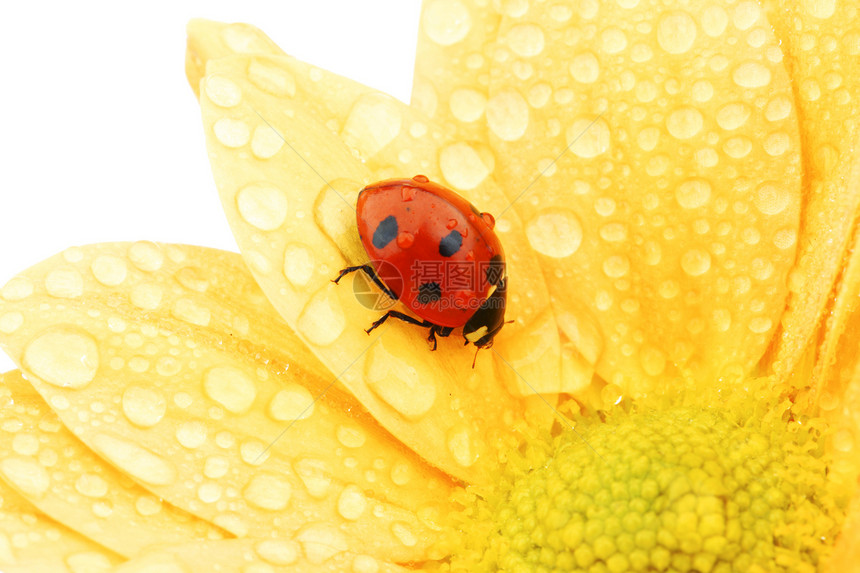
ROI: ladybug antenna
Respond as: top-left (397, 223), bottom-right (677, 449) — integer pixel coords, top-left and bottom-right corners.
top-left (471, 346), bottom-right (480, 369)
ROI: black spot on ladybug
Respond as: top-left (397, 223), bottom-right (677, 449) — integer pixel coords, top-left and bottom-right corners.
top-left (486, 254), bottom-right (505, 286)
top-left (417, 282), bottom-right (442, 304)
top-left (438, 230), bottom-right (463, 257)
top-left (372, 215), bottom-right (398, 249)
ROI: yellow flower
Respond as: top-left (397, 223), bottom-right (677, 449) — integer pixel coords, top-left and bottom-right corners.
top-left (0, 1), bottom-right (859, 572)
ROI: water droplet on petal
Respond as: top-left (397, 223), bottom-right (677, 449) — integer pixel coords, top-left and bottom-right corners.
top-left (237, 184), bottom-right (288, 231)
top-left (204, 75), bottom-right (242, 107)
top-left (251, 125), bottom-right (285, 159)
top-left (365, 342), bottom-right (436, 419)
top-left (244, 472), bottom-right (292, 510)
top-left (213, 118), bottom-right (250, 148)
top-left (45, 268), bottom-right (83, 298)
top-left (297, 288), bottom-right (346, 346)
top-left (446, 424), bottom-right (478, 467)
top-left (506, 24), bottom-right (545, 57)
top-left (255, 539), bottom-right (300, 566)
top-left (128, 241), bottom-right (164, 272)
top-left (680, 249), bottom-right (712, 276)
top-left (439, 142), bottom-right (492, 190)
top-left (175, 421), bottom-right (208, 449)
top-left (569, 52), bottom-right (600, 83)
top-left (675, 179), bottom-right (712, 209)
top-left (449, 89), bottom-right (486, 122)
top-left (122, 385), bottom-right (166, 428)
top-left (283, 243), bottom-right (316, 287)
top-left (487, 89), bottom-right (529, 141)
top-left (0, 457), bottom-right (50, 497)
top-left (204, 366), bottom-right (257, 414)
top-left (75, 473), bottom-right (108, 498)
top-left (23, 327), bottom-right (99, 389)
top-left (422, 0), bottom-right (472, 46)
top-left (90, 255), bottom-right (128, 286)
top-left (666, 107), bottom-right (704, 139)
top-left (733, 62), bottom-right (771, 88)
top-left (342, 94), bottom-right (402, 157)
top-left (567, 117), bottom-right (610, 158)
top-left (525, 209), bottom-right (583, 258)
top-left (337, 485), bottom-right (367, 520)
top-left (91, 433), bottom-right (176, 486)
top-left (658, 11), bottom-right (697, 53)
top-left (268, 385), bottom-right (314, 421)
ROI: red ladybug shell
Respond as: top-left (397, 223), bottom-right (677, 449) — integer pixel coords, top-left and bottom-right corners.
top-left (356, 175), bottom-right (505, 330)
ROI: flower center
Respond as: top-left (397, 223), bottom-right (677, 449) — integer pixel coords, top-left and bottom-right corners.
top-left (449, 407), bottom-right (845, 572)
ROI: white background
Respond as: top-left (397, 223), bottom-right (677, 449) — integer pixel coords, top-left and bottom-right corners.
top-left (0, 1), bottom-right (422, 372)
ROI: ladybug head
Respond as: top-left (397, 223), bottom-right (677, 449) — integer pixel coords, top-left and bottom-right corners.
top-left (463, 276), bottom-right (507, 349)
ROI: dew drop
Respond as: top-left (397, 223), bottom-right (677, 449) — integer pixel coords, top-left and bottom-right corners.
top-left (365, 342), bottom-right (436, 418)
top-left (297, 524), bottom-right (349, 564)
top-left (203, 455), bottom-right (230, 479)
top-left (748, 316), bottom-right (773, 333)
top-left (422, 0), bottom-right (472, 46)
top-left (45, 268), bottom-right (83, 298)
top-left (600, 27), bottom-right (628, 53)
top-left (599, 223), bottom-right (627, 242)
top-left (353, 554), bottom-right (380, 573)
top-left (446, 424), bottom-right (478, 467)
top-left (283, 243), bottom-right (316, 287)
top-left (204, 75), bottom-right (242, 107)
top-left (337, 485), bottom-right (368, 520)
top-left (0, 312), bottom-right (23, 334)
top-left (240, 439), bottom-right (269, 466)
top-left (91, 433), bottom-right (176, 486)
top-left (675, 179), bottom-right (712, 209)
top-left (658, 11), bottom-right (697, 54)
top-left (297, 288), bottom-right (346, 346)
top-left (11, 433), bottom-right (38, 456)
top-left (525, 209), bottom-right (583, 258)
top-left (90, 256), bottom-right (127, 287)
top-left (23, 327), bottom-right (99, 389)
top-left (244, 473), bottom-right (292, 510)
top-left (733, 62), bottom-right (771, 88)
top-left (680, 249), bottom-right (712, 276)
top-left (213, 118), bottom-right (250, 148)
top-left (75, 473), bottom-right (108, 498)
top-left (175, 421), bottom-right (208, 449)
top-left (204, 366), bottom-right (257, 414)
top-left (486, 89), bottom-right (529, 141)
top-left (255, 539), bottom-right (300, 566)
top-left (603, 255), bottom-right (630, 278)
top-left (439, 142), bottom-right (492, 190)
top-left (1, 276), bottom-right (34, 300)
top-left (248, 125), bottom-right (284, 160)
top-left (342, 93), bottom-right (402, 157)
top-left (666, 107), bottom-right (704, 139)
top-left (122, 385), bottom-right (166, 428)
top-left (507, 24), bottom-right (545, 57)
top-left (128, 241), bottom-right (164, 272)
top-left (567, 117), bottom-right (610, 158)
top-left (754, 182), bottom-right (791, 215)
top-left (236, 184), bottom-right (288, 231)
top-left (716, 103), bottom-right (751, 131)
top-left (569, 52), bottom-right (600, 83)
top-left (268, 384), bottom-right (315, 421)
top-left (0, 457), bottom-right (49, 497)
top-left (640, 346), bottom-right (666, 376)
top-left (135, 494), bottom-right (162, 516)
top-left (295, 458), bottom-right (332, 498)
top-left (449, 89), bottom-right (486, 122)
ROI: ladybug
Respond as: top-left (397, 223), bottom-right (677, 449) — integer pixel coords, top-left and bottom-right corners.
top-left (334, 175), bottom-right (507, 362)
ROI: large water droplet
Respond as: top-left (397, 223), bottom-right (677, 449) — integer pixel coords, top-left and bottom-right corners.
top-left (446, 424), bottom-right (478, 467)
top-left (204, 75), bottom-right (242, 108)
top-left (75, 473), bottom-right (109, 498)
top-left (337, 484), bottom-right (368, 520)
top-left (675, 179), bottom-right (712, 209)
top-left (342, 93), bottom-right (402, 158)
top-left (680, 249), bottom-right (712, 276)
top-left (754, 182), bottom-right (791, 215)
top-left (204, 366), bottom-right (257, 414)
top-left (0, 457), bottom-right (50, 497)
top-left (569, 52), bottom-right (600, 83)
top-left (213, 118), bottom-right (250, 148)
top-left (449, 89), bottom-right (486, 122)
top-left (658, 11), bottom-right (697, 53)
top-left (236, 184), bottom-right (288, 231)
top-left (422, 0), bottom-right (472, 46)
top-left (128, 241), bottom-right (164, 272)
top-left (122, 385), bottom-right (166, 428)
top-left (268, 384), bottom-right (315, 421)
top-left (716, 103), bottom-right (751, 131)
top-left (23, 327), bottom-right (99, 389)
top-left (91, 433), bottom-right (176, 486)
top-left (365, 342), bottom-right (436, 419)
top-left (297, 524), bottom-right (349, 564)
top-left (283, 243), bottom-right (316, 287)
top-left (566, 117), bottom-right (610, 158)
top-left (244, 472), bottom-right (292, 510)
top-left (251, 125), bottom-right (285, 159)
top-left (255, 539), bottom-right (300, 566)
top-left (666, 107), bottom-right (704, 139)
top-left (487, 89), bottom-right (529, 141)
top-left (175, 421), bottom-right (208, 449)
top-left (296, 458), bottom-right (332, 498)
top-left (45, 268), bottom-right (83, 298)
top-left (506, 24), bottom-right (545, 57)
top-left (90, 255), bottom-right (128, 287)
top-left (439, 142), bottom-right (493, 190)
top-left (525, 209), bottom-right (583, 258)
top-left (297, 288), bottom-right (346, 346)
top-left (733, 62), bottom-right (771, 88)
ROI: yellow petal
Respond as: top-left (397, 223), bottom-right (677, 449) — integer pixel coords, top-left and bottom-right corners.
top-left (187, 20), bottom-right (566, 401)
top-left (412, 0), bottom-right (500, 145)
top-left (433, 2), bottom-right (801, 392)
top-left (194, 41), bottom-right (542, 483)
top-left (0, 436), bottom-right (122, 571)
top-left (114, 538), bottom-right (422, 573)
top-left (0, 370), bottom-right (226, 557)
top-left (0, 243), bottom-right (449, 562)
top-left (761, 0), bottom-right (860, 383)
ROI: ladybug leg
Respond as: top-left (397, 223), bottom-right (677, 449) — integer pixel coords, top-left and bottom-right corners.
top-left (426, 325), bottom-right (454, 351)
top-left (332, 265), bottom-right (398, 300)
top-left (365, 310), bottom-right (432, 335)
